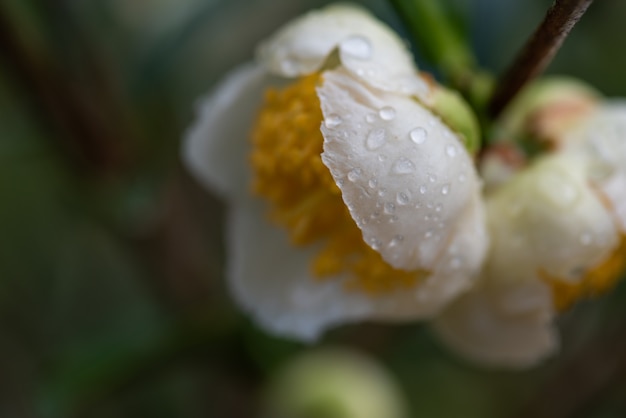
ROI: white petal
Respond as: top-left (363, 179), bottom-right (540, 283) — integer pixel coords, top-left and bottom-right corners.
top-left (257, 4), bottom-right (428, 99)
top-left (562, 102), bottom-right (626, 231)
top-left (227, 197), bottom-right (372, 341)
top-left (182, 63), bottom-right (275, 198)
top-left (433, 281), bottom-right (558, 369)
top-left (413, 193), bottom-right (488, 313)
top-left (598, 170), bottom-right (626, 231)
top-left (227, 195), bottom-right (485, 341)
top-left (318, 69), bottom-right (482, 272)
top-left (485, 154), bottom-right (619, 285)
top-left (565, 102), bottom-right (626, 172)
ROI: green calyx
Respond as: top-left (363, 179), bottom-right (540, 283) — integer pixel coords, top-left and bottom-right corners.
top-left (429, 85), bottom-right (481, 155)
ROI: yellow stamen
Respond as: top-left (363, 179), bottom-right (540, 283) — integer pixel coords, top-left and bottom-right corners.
top-left (250, 74), bottom-right (423, 295)
top-left (541, 235), bottom-right (626, 311)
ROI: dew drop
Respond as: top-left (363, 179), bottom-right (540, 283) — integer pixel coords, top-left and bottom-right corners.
top-left (379, 106), bottom-right (396, 121)
top-left (458, 173), bottom-right (467, 182)
top-left (445, 144), bottom-right (457, 158)
top-left (389, 215), bottom-right (399, 223)
top-left (365, 113), bottom-right (377, 123)
top-left (378, 154), bottom-right (387, 162)
top-left (325, 114), bottom-right (343, 128)
top-left (441, 184), bottom-right (451, 195)
top-left (368, 179), bottom-right (378, 188)
top-left (427, 173), bottom-right (437, 183)
top-left (392, 157), bottom-right (416, 174)
top-left (347, 168), bottom-right (362, 182)
top-left (449, 257), bottom-right (462, 269)
top-left (388, 235), bottom-right (405, 248)
top-left (378, 188), bottom-right (387, 197)
top-left (424, 230), bottom-right (433, 239)
top-left (579, 233), bottom-right (592, 246)
top-left (409, 127), bottom-right (427, 144)
top-left (366, 128), bottom-right (387, 150)
top-left (340, 35), bottom-right (372, 60)
top-left (396, 192), bottom-right (410, 205)
top-left (369, 238), bottom-right (383, 250)
top-left (384, 202), bottom-right (396, 214)
top-left (419, 185), bottom-right (428, 194)
top-left (435, 203), bottom-right (443, 212)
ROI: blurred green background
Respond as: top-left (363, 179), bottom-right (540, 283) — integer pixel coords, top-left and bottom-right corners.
top-left (1, 0), bottom-right (626, 417)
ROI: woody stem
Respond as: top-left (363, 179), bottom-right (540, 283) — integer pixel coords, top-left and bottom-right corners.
top-left (488, 0), bottom-right (595, 118)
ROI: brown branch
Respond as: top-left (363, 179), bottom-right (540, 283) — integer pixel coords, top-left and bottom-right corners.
top-left (488, 0), bottom-right (594, 118)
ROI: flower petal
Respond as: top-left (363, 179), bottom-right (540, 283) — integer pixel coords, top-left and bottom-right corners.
top-left (318, 68), bottom-right (482, 272)
top-left (485, 154), bottom-right (619, 285)
top-left (563, 102), bottom-right (626, 231)
top-left (433, 280), bottom-right (558, 369)
top-left (227, 198), bottom-right (372, 341)
top-left (227, 195), bottom-right (485, 341)
top-left (183, 63), bottom-right (276, 198)
top-left (257, 4), bottom-right (428, 99)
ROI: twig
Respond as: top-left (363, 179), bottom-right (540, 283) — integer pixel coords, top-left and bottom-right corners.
top-left (488, 0), bottom-right (594, 118)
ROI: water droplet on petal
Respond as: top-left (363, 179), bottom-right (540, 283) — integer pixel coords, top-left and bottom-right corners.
top-left (384, 202), bottom-right (396, 214)
top-left (427, 173), bottom-right (437, 183)
top-left (409, 127), bottom-right (427, 144)
top-left (441, 184), bottom-right (450, 195)
top-left (369, 238), bottom-right (382, 251)
top-left (396, 192), bottom-right (410, 205)
top-left (340, 35), bottom-right (372, 60)
top-left (392, 157), bottom-right (415, 174)
top-left (347, 168), bottom-right (362, 182)
top-left (419, 185), bottom-right (427, 194)
top-left (365, 128), bottom-right (386, 150)
top-left (325, 114), bottom-right (343, 128)
top-left (368, 179), bottom-right (378, 188)
top-left (435, 203), bottom-right (443, 212)
top-left (378, 155), bottom-right (387, 162)
top-left (365, 113), bottom-right (377, 123)
top-left (449, 257), bottom-right (462, 270)
top-left (378, 187), bottom-right (387, 197)
top-left (579, 233), bottom-right (592, 246)
top-left (446, 144), bottom-right (457, 158)
top-left (388, 235), bottom-right (404, 248)
top-left (379, 106), bottom-right (396, 121)
top-left (458, 173), bottom-right (467, 182)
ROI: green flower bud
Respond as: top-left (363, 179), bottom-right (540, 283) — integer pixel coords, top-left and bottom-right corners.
top-left (263, 348), bottom-right (407, 418)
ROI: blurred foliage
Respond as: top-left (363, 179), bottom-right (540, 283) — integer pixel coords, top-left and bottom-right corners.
top-left (1, 0), bottom-right (626, 417)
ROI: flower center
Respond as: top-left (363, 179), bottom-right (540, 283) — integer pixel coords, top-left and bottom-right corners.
top-left (250, 74), bottom-right (421, 294)
top-left (542, 235), bottom-right (626, 311)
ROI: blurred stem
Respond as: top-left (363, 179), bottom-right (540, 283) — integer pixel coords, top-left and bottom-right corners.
top-left (388, 0), bottom-right (494, 139)
top-left (488, 0), bottom-right (595, 118)
top-left (388, 0), bottom-right (485, 95)
top-left (0, 2), bottom-right (131, 176)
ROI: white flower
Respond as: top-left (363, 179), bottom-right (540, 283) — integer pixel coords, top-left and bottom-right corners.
top-left (434, 103), bottom-right (626, 369)
top-left (183, 4), bottom-right (487, 341)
